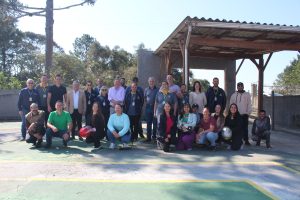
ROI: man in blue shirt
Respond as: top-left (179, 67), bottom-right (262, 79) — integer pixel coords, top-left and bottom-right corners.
top-left (144, 77), bottom-right (159, 142)
top-left (125, 77), bottom-right (145, 139)
top-left (18, 79), bottom-right (40, 140)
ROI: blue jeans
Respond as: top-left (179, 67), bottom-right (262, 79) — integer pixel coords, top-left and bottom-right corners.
top-left (107, 129), bottom-right (131, 144)
top-left (145, 104), bottom-right (157, 139)
top-left (198, 132), bottom-right (218, 146)
top-left (46, 128), bottom-right (68, 146)
top-left (21, 109), bottom-right (29, 139)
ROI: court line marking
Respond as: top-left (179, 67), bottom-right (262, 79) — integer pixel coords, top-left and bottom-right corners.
top-left (0, 178), bottom-right (278, 200)
top-left (0, 159), bottom-right (299, 174)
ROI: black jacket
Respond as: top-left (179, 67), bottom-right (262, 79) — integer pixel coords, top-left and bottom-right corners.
top-left (158, 113), bottom-right (177, 141)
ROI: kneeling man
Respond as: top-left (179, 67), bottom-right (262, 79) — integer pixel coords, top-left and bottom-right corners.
top-left (46, 100), bottom-right (72, 148)
top-left (25, 103), bottom-right (45, 148)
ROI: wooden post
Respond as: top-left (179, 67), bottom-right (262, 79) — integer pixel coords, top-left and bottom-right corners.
top-left (271, 90), bottom-right (275, 130)
top-left (257, 56), bottom-right (264, 113)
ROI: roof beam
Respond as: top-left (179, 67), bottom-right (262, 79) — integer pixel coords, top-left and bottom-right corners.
top-left (190, 36), bottom-right (300, 51)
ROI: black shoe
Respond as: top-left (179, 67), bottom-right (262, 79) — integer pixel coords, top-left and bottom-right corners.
top-left (63, 140), bottom-right (68, 147)
top-left (256, 142), bottom-right (260, 146)
top-left (143, 139), bottom-right (151, 143)
top-left (79, 137), bottom-right (83, 141)
top-left (26, 137), bottom-right (36, 144)
top-left (94, 144), bottom-right (101, 148)
top-left (35, 140), bottom-right (42, 148)
top-left (139, 134), bottom-right (145, 139)
top-left (266, 144), bottom-right (272, 149)
top-left (209, 146), bottom-right (217, 151)
top-left (245, 141), bottom-right (251, 146)
top-left (70, 136), bottom-right (75, 140)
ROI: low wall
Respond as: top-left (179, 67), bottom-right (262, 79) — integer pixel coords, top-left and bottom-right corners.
top-left (0, 90), bottom-right (20, 120)
top-left (252, 95), bottom-right (300, 129)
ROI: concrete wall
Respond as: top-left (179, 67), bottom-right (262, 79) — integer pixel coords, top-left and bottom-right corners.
top-left (0, 90), bottom-right (20, 120)
top-left (251, 95), bottom-right (300, 129)
top-left (263, 95), bottom-right (300, 129)
top-left (137, 49), bottom-right (236, 93)
top-left (137, 49), bottom-right (164, 90)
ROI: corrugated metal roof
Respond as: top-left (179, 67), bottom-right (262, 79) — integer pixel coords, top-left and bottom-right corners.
top-left (155, 16), bottom-right (300, 59)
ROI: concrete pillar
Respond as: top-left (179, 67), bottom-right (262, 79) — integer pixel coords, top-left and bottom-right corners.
top-left (137, 49), bottom-right (164, 89)
top-left (224, 61), bottom-right (236, 110)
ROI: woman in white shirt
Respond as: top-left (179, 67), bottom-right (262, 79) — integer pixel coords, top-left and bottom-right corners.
top-left (189, 81), bottom-right (207, 116)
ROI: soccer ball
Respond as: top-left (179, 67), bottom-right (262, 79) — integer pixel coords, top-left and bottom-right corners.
top-left (222, 127), bottom-right (232, 140)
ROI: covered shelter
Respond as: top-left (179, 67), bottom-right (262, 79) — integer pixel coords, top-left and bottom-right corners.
top-left (137, 16), bottom-right (300, 112)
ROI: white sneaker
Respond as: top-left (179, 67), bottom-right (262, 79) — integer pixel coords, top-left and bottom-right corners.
top-left (240, 144), bottom-right (244, 150)
top-left (122, 143), bottom-right (129, 148)
top-left (109, 143), bottom-right (115, 149)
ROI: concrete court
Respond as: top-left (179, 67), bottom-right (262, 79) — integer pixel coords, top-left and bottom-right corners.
top-left (0, 122), bottom-right (299, 200)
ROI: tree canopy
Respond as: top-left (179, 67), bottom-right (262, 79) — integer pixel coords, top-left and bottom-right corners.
top-left (273, 54), bottom-right (300, 95)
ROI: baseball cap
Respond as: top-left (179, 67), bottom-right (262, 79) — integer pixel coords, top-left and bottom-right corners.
top-left (237, 82), bottom-right (244, 86)
top-left (192, 103), bottom-right (199, 108)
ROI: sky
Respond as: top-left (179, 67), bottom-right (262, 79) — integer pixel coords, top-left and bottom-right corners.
top-left (17, 0), bottom-right (300, 92)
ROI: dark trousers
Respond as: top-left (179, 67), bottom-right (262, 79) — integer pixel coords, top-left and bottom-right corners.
top-left (86, 132), bottom-right (100, 147)
top-left (229, 131), bottom-right (243, 150)
top-left (256, 130), bottom-right (271, 146)
top-left (85, 113), bottom-right (92, 126)
top-left (241, 114), bottom-right (249, 142)
top-left (145, 104), bottom-right (157, 140)
top-left (129, 115), bottom-right (141, 141)
top-left (45, 128), bottom-right (68, 146)
top-left (71, 109), bottom-right (82, 138)
top-left (21, 109), bottom-right (29, 139)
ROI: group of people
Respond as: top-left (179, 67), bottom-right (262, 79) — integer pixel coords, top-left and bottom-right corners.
top-left (18, 73), bottom-right (272, 151)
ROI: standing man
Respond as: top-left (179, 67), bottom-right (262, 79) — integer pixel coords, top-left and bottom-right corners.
top-left (84, 81), bottom-right (98, 125)
top-left (124, 82), bottom-right (144, 142)
top-left (46, 100), bottom-right (72, 148)
top-left (36, 74), bottom-right (49, 123)
top-left (178, 84), bottom-right (189, 113)
top-left (18, 79), bottom-right (40, 140)
top-left (66, 81), bottom-right (86, 140)
top-left (206, 77), bottom-right (226, 113)
top-left (47, 74), bottom-right (67, 112)
top-left (166, 74), bottom-right (181, 96)
top-left (230, 82), bottom-right (252, 145)
top-left (120, 77), bottom-right (127, 90)
top-left (108, 78), bottom-right (125, 115)
top-left (125, 77), bottom-right (143, 96)
top-left (94, 78), bottom-right (104, 96)
top-left (125, 77), bottom-right (145, 139)
top-left (144, 77), bottom-right (159, 142)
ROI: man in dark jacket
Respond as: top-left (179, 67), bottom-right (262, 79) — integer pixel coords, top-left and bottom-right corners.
top-left (252, 110), bottom-right (272, 148)
top-left (206, 77), bottom-right (226, 113)
top-left (18, 79), bottom-right (40, 140)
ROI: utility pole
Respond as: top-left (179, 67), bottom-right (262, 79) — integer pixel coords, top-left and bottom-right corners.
top-left (45, 0), bottom-right (53, 77)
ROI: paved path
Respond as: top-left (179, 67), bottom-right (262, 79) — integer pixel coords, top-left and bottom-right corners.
top-left (0, 122), bottom-right (299, 200)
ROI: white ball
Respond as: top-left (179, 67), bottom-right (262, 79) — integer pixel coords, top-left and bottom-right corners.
top-left (222, 127), bottom-right (232, 140)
